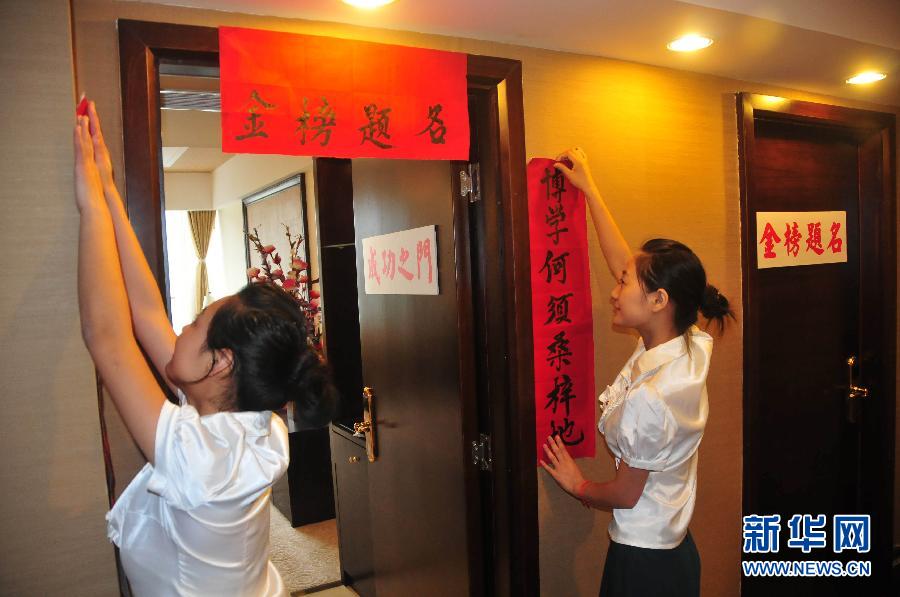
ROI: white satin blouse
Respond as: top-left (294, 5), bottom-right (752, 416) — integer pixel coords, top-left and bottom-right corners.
top-left (597, 325), bottom-right (712, 549)
top-left (106, 391), bottom-right (289, 596)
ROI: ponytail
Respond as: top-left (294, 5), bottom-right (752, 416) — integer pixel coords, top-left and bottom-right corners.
top-left (699, 284), bottom-right (735, 335)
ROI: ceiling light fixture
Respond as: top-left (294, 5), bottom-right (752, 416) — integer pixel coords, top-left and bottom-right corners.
top-left (667, 34), bottom-right (714, 53)
top-left (845, 72), bottom-right (887, 85)
top-left (342, 0), bottom-right (396, 8)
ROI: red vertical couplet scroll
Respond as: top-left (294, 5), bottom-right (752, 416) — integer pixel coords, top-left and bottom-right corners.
top-left (219, 27), bottom-right (469, 160)
top-left (528, 158), bottom-right (596, 461)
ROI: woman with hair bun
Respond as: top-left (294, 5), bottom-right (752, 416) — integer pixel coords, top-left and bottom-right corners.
top-left (539, 147), bottom-right (735, 596)
top-left (74, 101), bottom-right (334, 595)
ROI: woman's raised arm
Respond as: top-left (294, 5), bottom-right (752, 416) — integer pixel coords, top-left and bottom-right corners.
top-left (554, 147), bottom-right (632, 279)
top-left (75, 114), bottom-right (165, 462)
top-left (86, 102), bottom-right (178, 392)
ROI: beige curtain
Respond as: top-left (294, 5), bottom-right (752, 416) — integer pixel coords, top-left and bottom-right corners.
top-left (187, 210), bottom-right (216, 315)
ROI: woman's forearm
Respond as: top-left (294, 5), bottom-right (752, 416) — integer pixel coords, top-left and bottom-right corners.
top-left (554, 148), bottom-right (632, 278)
top-left (103, 183), bottom-right (169, 320)
top-left (582, 183), bottom-right (632, 279)
top-left (85, 101), bottom-right (171, 335)
top-left (540, 434), bottom-right (646, 511)
top-left (102, 183), bottom-right (177, 386)
top-left (576, 478), bottom-right (635, 512)
top-left (83, 100), bottom-right (176, 385)
top-left (78, 200), bottom-right (133, 351)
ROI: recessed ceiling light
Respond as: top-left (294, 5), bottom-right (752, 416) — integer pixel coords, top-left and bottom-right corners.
top-left (342, 0), bottom-right (396, 8)
top-left (845, 72), bottom-right (887, 85)
top-left (667, 34), bottom-right (714, 52)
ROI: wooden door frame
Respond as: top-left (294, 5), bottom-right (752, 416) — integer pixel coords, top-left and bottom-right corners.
top-left (116, 19), bottom-right (538, 596)
top-left (737, 93), bottom-right (896, 586)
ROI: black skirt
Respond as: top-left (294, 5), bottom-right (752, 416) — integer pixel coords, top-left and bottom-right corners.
top-left (598, 529), bottom-right (701, 597)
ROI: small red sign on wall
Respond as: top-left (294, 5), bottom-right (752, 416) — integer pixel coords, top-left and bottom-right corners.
top-left (219, 27), bottom-right (469, 160)
top-left (361, 225), bottom-right (439, 295)
top-left (755, 211), bottom-right (847, 269)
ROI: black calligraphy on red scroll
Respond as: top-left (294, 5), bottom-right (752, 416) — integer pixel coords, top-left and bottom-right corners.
top-left (528, 158), bottom-right (595, 460)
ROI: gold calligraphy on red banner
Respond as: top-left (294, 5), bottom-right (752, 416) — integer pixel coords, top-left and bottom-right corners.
top-left (219, 27), bottom-right (469, 160)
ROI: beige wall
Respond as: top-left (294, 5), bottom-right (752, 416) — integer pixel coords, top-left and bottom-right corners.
top-left (216, 200), bottom-right (249, 296)
top-left (212, 154), bottom-right (312, 208)
top-left (163, 171), bottom-right (213, 210)
top-left (0, 1), bottom-right (119, 595)
top-left (65, 1), bottom-right (900, 595)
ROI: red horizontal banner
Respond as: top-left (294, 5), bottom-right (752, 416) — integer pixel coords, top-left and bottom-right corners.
top-left (528, 158), bottom-right (596, 461)
top-left (219, 27), bottom-right (469, 160)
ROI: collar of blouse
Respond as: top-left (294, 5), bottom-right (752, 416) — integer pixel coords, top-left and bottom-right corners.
top-left (631, 325), bottom-right (702, 381)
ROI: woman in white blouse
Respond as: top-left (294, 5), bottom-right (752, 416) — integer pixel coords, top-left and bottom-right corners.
top-left (540, 147), bottom-right (734, 596)
top-left (74, 103), bottom-right (334, 595)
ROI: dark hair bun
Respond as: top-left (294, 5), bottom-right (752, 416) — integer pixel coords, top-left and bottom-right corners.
top-left (206, 283), bottom-right (336, 425)
top-left (287, 348), bottom-right (337, 428)
top-left (700, 284), bottom-right (735, 333)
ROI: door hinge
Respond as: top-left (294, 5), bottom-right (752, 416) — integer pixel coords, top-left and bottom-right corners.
top-left (471, 433), bottom-right (492, 471)
top-left (459, 162), bottom-right (481, 204)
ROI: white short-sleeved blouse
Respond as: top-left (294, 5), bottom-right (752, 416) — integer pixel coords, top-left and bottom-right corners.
top-left (597, 325), bottom-right (712, 549)
top-left (106, 391), bottom-right (290, 596)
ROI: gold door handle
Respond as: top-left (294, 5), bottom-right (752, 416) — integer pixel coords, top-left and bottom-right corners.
top-left (845, 356), bottom-right (869, 425)
top-left (848, 386), bottom-right (869, 400)
top-left (846, 357), bottom-right (870, 400)
top-left (352, 386), bottom-right (378, 462)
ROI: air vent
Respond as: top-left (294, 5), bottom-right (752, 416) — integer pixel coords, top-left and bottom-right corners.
top-left (160, 90), bottom-right (220, 112)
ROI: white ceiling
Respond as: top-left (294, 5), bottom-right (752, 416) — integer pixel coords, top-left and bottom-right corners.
top-left (679, 0), bottom-right (899, 50)
top-left (132, 0), bottom-right (899, 106)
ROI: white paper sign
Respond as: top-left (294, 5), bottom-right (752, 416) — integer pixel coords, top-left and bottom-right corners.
top-left (362, 225), bottom-right (439, 295)
top-left (756, 211), bottom-right (847, 269)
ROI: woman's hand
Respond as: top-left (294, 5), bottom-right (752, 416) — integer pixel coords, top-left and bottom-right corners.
top-left (554, 146), bottom-right (597, 194)
top-left (86, 101), bottom-right (115, 190)
top-left (539, 434), bottom-right (586, 496)
top-left (74, 115), bottom-right (104, 213)
top-left (554, 146), bottom-right (632, 278)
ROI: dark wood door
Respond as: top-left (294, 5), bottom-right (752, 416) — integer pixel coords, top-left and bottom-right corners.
top-left (352, 158), bottom-right (481, 596)
top-left (739, 95), bottom-right (896, 596)
top-left (330, 429), bottom-right (375, 597)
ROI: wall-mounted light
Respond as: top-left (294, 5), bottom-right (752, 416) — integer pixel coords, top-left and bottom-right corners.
top-left (757, 95), bottom-right (787, 106)
top-left (343, 0), bottom-right (396, 8)
top-left (667, 34), bottom-right (714, 52)
top-left (845, 72), bottom-right (887, 85)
